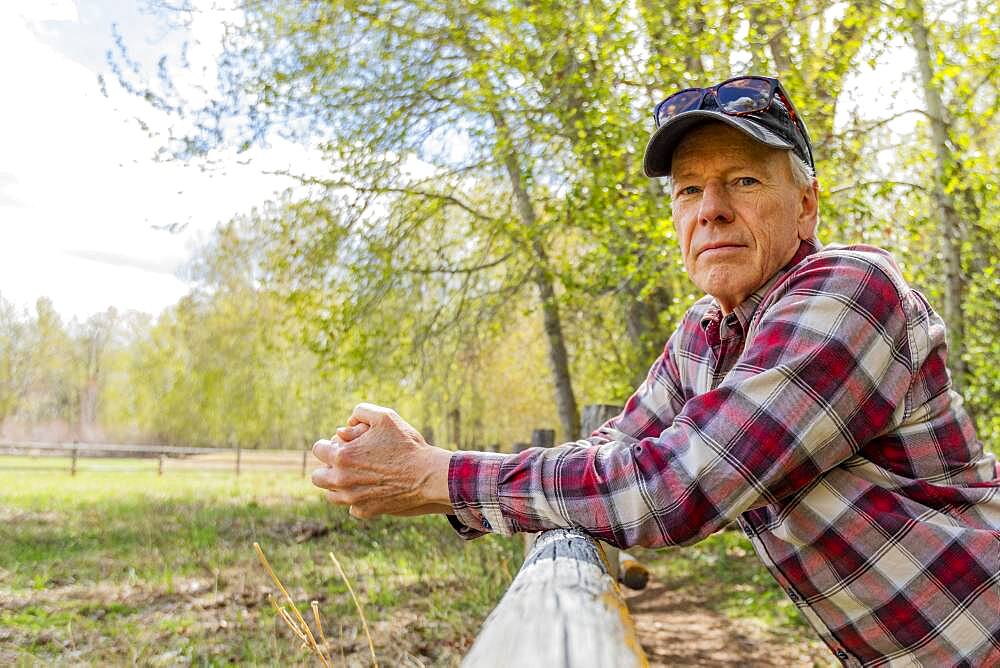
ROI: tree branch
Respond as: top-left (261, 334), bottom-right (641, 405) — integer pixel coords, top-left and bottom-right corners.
top-left (841, 108), bottom-right (943, 136)
top-left (828, 180), bottom-right (929, 195)
top-left (402, 252), bottom-right (514, 275)
top-left (267, 171), bottom-right (499, 223)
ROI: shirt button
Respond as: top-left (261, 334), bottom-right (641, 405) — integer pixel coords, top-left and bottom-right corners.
top-left (786, 587), bottom-right (800, 602)
top-left (482, 517), bottom-right (491, 531)
top-left (742, 523), bottom-right (754, 537)
top-left (835, 649), bottom-right (849, 662)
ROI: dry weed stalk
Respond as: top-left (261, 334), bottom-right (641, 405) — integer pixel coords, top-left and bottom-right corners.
top-left (254, 542), bottom-right (332, 668)
top-left (253, 541), bottom-right (379, 668)
top-left (311, 600), bottom-right (329, 650)
top-left (330, 550), bottom-right (378, 667)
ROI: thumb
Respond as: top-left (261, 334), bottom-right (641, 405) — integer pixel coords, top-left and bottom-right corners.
top-left (348, 402), bottom-right (392, 428)
top-left (336, 423), bottom-right (370, 443)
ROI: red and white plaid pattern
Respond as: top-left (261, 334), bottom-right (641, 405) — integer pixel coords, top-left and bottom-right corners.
top-left (448, 239), bottom-right (1000, 666)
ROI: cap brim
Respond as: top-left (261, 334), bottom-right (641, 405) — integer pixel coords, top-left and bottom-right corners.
top-left (642, 110), bottom-right (794, 178)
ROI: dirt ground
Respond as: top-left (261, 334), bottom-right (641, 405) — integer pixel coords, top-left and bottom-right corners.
top-left (1, 563), bottom-right (836, 667)
top-left (625, 582), bottom-right (834, 667)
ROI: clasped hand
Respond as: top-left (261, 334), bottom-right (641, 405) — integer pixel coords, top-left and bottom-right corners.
top-left (311, 403), bottom-right (453, 518)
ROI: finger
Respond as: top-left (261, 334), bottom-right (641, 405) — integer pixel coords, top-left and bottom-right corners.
top-left (312, 439), bottom-right (338, 465)
top-left (326, 489), bottom-right (352, 506)
top-left (311, 465), bottom-right (343, 490)
top-left (346, 414), bottom-right (369, 428)
top-left (348, 402), bottom-right (391, 427)
top-left (349, 504), bottom-right (377, 520)
top-left (336, 423), bottom-right (370, 442)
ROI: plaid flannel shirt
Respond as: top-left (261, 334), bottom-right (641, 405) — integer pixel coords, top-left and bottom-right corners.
top-left (448, 239), bottom-right (1000, 666)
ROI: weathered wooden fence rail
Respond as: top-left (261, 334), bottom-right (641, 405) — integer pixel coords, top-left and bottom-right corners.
top-left (465, 404), bottom-right (649, 666)
top-left (0, 441), bottom-right (312, 477)
top-left (463, 528), bottom-right (648, 667)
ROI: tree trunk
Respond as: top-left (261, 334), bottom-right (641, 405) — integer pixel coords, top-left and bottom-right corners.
top-left (447, 407), bottom-right (461, 450)
top-left (529, 249), bottom-right (580, 441)
top-left (492, 112), bottom-right (580, 441)
top-left (909, 0), bottom-right (967, 393)
top-left (623, 284), bottom-right (672, 387)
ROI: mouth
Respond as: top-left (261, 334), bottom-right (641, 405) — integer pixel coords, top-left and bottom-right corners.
top-left (696, 243), bottom-right (747, 258)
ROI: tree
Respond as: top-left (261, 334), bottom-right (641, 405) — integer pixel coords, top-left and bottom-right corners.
top-left (110, 0), bottom-right (998, 450)
top-left (0, 295), bottom-right (33, 426)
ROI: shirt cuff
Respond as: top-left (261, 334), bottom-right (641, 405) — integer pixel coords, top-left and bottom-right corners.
top-left (447, 450), bottom-right (515, 537)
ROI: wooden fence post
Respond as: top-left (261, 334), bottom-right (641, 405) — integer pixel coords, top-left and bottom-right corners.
top-left (70, 446), bottom-right (78, 476)
top-left (521, 428), bottom-right (556, 556)
top-left (578, 404), bottom-right (650, 590)
top-left (579, 405), bottom-right (622, 581)
top-left (530, 429), bottom-right (555, 448)
top-left (301, 449), bottom-right (308, 478)
top-left (464, 528), bottom-right (647, 667)
top-left (580, 404), bottom-right (621, 439)
top-left (235, 444), bottom-right (242, 477)
top-left (158, 455), bottom-right (164, 476)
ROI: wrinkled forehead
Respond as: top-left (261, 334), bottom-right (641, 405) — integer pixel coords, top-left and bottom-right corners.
top-left (670, 121), bottom-right (786, 177)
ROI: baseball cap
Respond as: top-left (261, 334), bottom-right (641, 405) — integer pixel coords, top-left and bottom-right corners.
top-left (642, 77), bottom-right (815, 178)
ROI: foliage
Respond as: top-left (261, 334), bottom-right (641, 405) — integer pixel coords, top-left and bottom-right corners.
top-left (5, 1), bottom-right (996, 451)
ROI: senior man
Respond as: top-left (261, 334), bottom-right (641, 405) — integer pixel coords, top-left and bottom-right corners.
top-left (312, 76), bottom-right (1000, 665)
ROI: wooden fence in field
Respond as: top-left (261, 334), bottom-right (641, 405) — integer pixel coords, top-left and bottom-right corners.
top-left (463, 404), bottom-right (650, 667)
top-left (0, 441), bottom-right (313, 477)
top-left (5, 407), bottom-right (652, 664)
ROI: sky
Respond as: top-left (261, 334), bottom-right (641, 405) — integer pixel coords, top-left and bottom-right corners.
top-left (0, 0), bottom-right (324, 322)
top-left (0, 1), bottom-right (923, 323)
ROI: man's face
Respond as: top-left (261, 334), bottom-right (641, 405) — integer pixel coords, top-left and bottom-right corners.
top-left (669, 123), bottom-right (818, 313)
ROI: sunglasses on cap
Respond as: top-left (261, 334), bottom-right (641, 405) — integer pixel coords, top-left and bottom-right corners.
top-left (652, 76), bottom-right (815, 170)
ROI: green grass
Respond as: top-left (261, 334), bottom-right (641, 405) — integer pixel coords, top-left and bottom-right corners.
top-left (0, 458), bottom-right (521, 665)
top-left (0, 457), bottom-right (820, 665)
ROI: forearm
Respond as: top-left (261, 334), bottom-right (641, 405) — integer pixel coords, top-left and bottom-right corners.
top-left (449, 434), bottom-right (730, 549)
top-left (420, 446), bottom-right (454, 508)
top-left (448, 258), bottom-right (914, 547)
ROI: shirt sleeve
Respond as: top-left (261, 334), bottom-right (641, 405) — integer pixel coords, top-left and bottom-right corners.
top-left (584, 334), bottom-right (688, 446)
top-left (448, 253), bottom-right (916, 548)
top-left (447, 331), bottom-right (688, 538)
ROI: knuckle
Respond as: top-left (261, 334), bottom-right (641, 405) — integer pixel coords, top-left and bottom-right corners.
top-left (327, 468), bottom-right (345, 487)
top-left (313, 465), bottom-right (342, 488)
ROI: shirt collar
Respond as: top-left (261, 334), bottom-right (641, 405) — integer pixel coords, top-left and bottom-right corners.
top-left (700, 237), bottom-right (822, 334)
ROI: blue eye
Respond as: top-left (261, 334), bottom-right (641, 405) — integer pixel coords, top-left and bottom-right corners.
top-left (678, 185), bottom-right (701, 196)
top-left (736, 177), bottom-right (759, 187)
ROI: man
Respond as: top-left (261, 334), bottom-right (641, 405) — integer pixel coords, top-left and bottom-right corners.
top-left (312, 76), bottom-right (1000, 665)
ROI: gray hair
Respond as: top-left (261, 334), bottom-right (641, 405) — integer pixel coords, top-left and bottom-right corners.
top-left (788, 152), bottom-right (815, 187)
top-left (664, 150), bottom-right (815, 193)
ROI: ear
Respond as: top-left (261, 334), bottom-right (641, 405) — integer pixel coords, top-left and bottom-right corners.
top-left (797, 179), bottom-right (819, 240)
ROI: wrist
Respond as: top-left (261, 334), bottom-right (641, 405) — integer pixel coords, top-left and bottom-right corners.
top-left (423, 447), bottom-right (454, 508)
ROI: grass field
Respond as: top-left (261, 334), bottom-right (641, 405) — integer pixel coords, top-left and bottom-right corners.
top-left (0, 455), bottom-right (822, 666)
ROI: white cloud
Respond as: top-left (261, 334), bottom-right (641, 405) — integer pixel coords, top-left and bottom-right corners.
top-left (0, 1), bottom-right (328, 321)
top-left (15, 0), bottom-right (79, 22)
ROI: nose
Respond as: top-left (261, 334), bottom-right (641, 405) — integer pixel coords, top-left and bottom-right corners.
top-left (698, 180), bottom-right (734, 226)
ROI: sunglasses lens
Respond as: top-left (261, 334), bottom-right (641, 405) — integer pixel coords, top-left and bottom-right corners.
top-left (717, 78), bottom-right (772, 113)
top-left (656, 89), bottom-right (704, 125)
